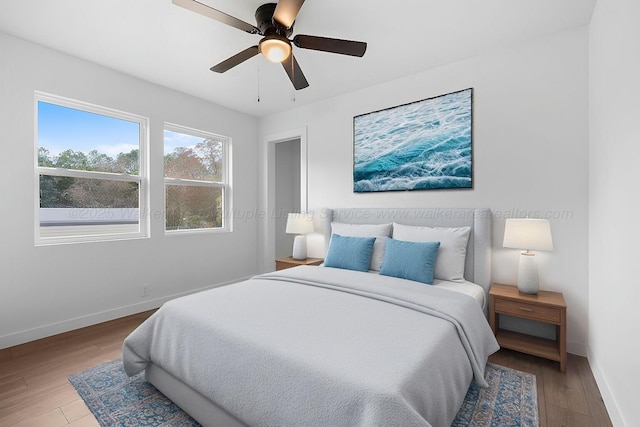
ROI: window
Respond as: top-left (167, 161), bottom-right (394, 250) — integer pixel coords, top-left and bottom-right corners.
top-left (164, 124), bottom-right (230, 233)
top-left (35, 93), bottom-right (148, 244)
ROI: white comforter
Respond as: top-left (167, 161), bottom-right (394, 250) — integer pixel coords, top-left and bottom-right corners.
top-left (123, 266), bottom-right (499, 427)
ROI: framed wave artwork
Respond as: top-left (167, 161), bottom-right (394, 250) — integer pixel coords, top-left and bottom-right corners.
top-left (353, 88), bottom-right (473, 192)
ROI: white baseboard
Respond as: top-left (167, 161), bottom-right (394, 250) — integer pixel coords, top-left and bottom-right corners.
top-left (588, 349), bottom-right (625, 427)
top-left (0, 276), bottom-right (253, 350)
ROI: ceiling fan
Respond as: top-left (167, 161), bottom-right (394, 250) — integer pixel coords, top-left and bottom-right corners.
top-left (172, 0), bottom-right (367, 90)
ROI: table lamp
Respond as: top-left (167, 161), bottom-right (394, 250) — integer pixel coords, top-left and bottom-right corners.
top-left (286, 213), bottom-right (314, 260)
top-left (503, 218), bottom-right (554, 294)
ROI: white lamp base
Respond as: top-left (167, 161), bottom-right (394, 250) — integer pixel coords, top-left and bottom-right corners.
top-left (517, 252), bottom-right (539, 294)
top-left (292, 235), bottom-right (307, 260)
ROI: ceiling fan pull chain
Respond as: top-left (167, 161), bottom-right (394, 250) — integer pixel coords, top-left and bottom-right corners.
top-left (257, 66), bottom-right (261, 103)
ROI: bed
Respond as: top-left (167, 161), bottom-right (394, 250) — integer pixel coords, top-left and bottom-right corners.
top-left (123, 207), bottom-right (498, 427)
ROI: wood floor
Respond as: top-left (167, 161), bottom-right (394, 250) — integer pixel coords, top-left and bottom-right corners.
top-left (1, 311), bottom-right (613, 427)
top-left (0, 311), bottom-right (154, 427)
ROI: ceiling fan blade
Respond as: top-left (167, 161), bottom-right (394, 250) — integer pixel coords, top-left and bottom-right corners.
top-left (172, 0), bottom-right (260, 34)
top-left (293, 34), bottom-right (367, 57)
top-left (273, 0), bottom-right (305, 29)
top-left (282, 53), bottom-right (309, 90)
top-left (210, 46), bottom-right (259, 73)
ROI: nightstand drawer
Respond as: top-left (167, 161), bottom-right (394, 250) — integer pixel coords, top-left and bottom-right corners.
top-left (495, 299), bottom-right (561, 323)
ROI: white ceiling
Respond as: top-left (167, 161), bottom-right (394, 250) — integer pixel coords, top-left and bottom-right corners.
top-left (0, 0), bottom-right (596, 117)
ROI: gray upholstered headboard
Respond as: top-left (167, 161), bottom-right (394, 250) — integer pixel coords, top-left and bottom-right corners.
top-left (322, 208), bottom-right (492, 295)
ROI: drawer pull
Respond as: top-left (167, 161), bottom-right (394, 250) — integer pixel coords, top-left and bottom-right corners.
top-left (518, 306), bottom-right (534, 312)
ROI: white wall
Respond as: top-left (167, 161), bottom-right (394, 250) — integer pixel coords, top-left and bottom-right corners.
top-left (0, 33), bottom-right (260, 348)
top-left (260, 27), bottom-right (590, 355)
top-left (589, 0), bottom-right (640, 425)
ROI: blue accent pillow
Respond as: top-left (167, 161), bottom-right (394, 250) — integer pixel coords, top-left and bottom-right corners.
top-left (324, 234), bottom-right (376, 272)
top-left (380, 238), bottom-right (441, 284)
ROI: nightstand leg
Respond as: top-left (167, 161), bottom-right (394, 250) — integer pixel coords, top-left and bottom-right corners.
top-left (558, 323), bottom-right (567, 373)
top-left (489, 297), bottom-right (498, 334)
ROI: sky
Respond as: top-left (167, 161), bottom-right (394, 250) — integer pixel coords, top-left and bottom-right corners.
top-left (38, 101), bottom-right (207, 160)
top-left (37, 101), bottom-right (141, 158)
top-left (163, 130), bottom-right (202, 156)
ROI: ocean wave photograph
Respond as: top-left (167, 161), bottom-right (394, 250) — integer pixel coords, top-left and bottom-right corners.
top-left (353, 88), bottom-right (472, 192)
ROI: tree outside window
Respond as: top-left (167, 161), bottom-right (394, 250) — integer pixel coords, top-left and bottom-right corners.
top-left (164, 125), bottom-right (229, 232)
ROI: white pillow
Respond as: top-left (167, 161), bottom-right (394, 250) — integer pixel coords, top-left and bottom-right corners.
top-left (330, 222), bottom-right (392, 271)
top-left (392, 223), bottom-right (471, 282)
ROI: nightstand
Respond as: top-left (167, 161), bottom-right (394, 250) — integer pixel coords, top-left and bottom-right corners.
top-left (489, 283), bottom-right (567, 372)
top-left (275, 257), bottom-right (324, 271)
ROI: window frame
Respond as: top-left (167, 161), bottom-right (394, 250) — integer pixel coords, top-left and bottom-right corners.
top-left (34, 92), bottom-right (150, 245)
top-left (163, 122), bottom-right (232, 235)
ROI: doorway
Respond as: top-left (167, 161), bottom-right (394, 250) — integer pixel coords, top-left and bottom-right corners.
top-left (274, 139), bottom-right (301, 259)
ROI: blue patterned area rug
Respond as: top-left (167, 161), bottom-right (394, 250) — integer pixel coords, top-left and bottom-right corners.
top-left (69, 360), bottom-right (538, 427)
top-left (452, 363), bottom-right (538, 427)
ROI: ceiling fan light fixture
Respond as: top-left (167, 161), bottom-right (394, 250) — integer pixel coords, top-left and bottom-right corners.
top-left (259, 36), bottom-right (291, 63)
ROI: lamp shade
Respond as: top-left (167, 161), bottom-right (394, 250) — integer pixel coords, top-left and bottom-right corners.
top-left (503, 218), bottom-right (553, 251)
top-left (286, 213), bottom-right (314, 235)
